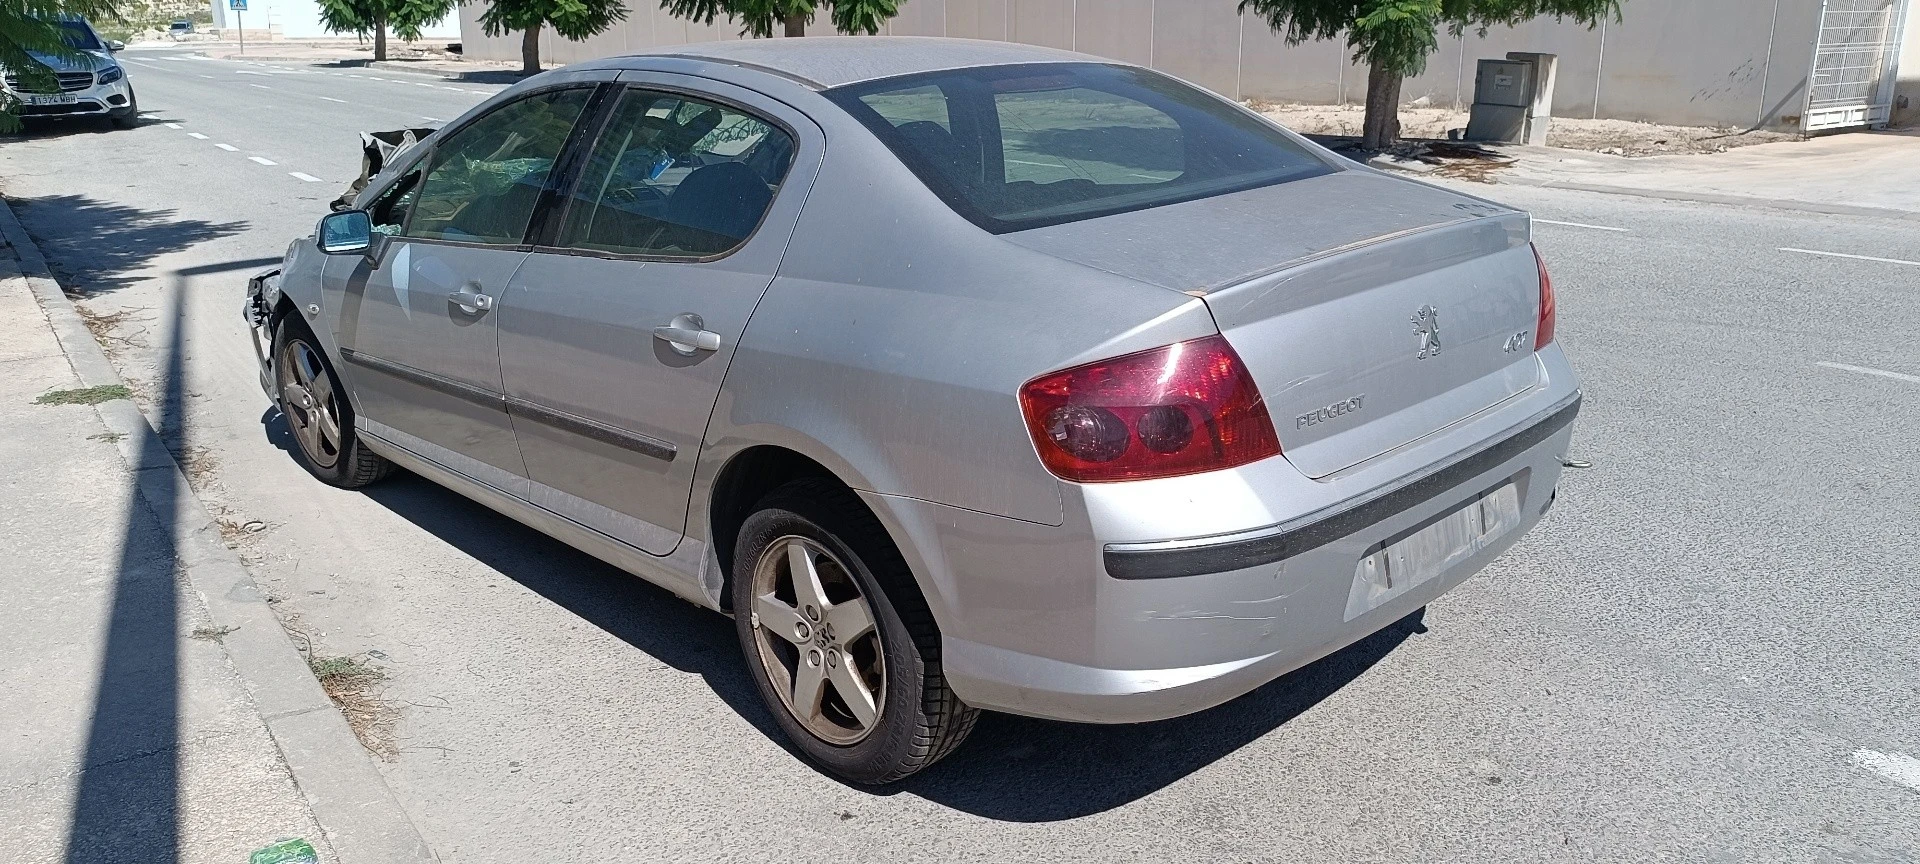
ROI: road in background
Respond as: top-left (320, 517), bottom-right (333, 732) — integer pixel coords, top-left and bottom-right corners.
top-left (3, 48), bottom-right (1917, 863)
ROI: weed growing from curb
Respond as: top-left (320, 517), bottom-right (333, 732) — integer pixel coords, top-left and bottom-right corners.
top-left (308, 654), bottom-right (399, 759)
top-left (34, 384), bottom-right (132, 405)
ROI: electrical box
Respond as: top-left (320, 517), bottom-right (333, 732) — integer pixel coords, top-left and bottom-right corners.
top-left (1466, 53), bottom-right (1558, 145)
top-left (1473, 60), bottom-right (1534, 108)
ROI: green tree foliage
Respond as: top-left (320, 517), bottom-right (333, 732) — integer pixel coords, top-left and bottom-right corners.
top-left (1, 0), bottom-right (120, 132)
top-left (477, 0), bottom-right (630, 75)
top-left (659, 0), bottom-right (899, 40)
top-left (316, 0), bottom-right (455, 61)
top-left (1238, 0), bottom-right (1622, 149)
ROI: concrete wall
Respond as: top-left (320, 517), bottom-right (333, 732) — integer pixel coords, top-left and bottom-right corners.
top-left (1895, 0), bottom-right (1920, 126)
top-left (458, 0), bottom-right (1882, 130)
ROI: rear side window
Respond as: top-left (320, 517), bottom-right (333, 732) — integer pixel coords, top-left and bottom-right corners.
top-left (554, 87), bottom-right (795, 258)
top-left (828, 63), bottom-right (1332, 233)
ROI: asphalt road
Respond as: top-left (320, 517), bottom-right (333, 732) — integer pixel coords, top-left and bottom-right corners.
top-left (5, 45), bottom-right (1918, 863)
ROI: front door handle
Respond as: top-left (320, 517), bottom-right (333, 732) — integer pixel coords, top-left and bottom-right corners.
top-left (448, 286), bottom-right (494, 315)
top-left (652, 313), bottom-right (722, 355)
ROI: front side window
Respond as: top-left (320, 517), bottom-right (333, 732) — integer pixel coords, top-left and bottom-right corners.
top-left (406, 88), bottom-right (592, 245)
top-left (369, 168), bottom-right (421, 236)
top-left (555, 88), bottom-right (795, 258)
top-left (828, 63), bottom-right (1332, 233)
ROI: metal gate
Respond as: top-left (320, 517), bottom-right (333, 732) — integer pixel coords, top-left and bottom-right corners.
top-left (1804, 0), bottom-right (1911, 131)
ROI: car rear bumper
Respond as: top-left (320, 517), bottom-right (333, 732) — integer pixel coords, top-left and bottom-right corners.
top-left (867, 349), bottom-right (1581, 724)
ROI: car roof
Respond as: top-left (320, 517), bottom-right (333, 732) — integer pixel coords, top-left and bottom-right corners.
top-left (618, 36), bottom-right (1106, 89)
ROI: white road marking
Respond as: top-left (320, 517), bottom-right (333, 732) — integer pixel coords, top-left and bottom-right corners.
top-left (1853, 749), bottom-right (1920, 791)
top-left (365, 76), bottom-right (386, 81)
top-left (441, 86), bottom-right (464, 91)
top-left (1817, 361), bottom-right (1920, 385)
top-left (235, 70), bottom-right (267, 76)
top-left (214, 143), bottom-right (238, 151)
top-left (1780, 247), bottom-right (1920, 267)
top-left (249, 83), bottom-right (271, 89)
top-left (414, 82), bottom-right (435, 88)
top-left (199, 74), bottom-right (215, 79)
top-left (187, 132), bottom-right (209, 139)
top-left (421, 116), bottom-right (442, 122)
top-left (289, 172), bottom-right (323, 182)
top-left (320, 96), bottom-right (348, 103)
top-left (1534, 218), bottom-right (1630, 232)
top-left (466, 90), bottom-right (490, 95)
top-left (123, 60), bottom-right (163, 70)
top-left (163, 122), bottom-right (182, 129)
top-left (249, 156), bottom-right (277, 165)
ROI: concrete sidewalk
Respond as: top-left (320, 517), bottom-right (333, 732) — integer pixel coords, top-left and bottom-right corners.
top-left (1463, 129), bottom-right (1920, 221)
top-left (0, 207), bottom-right (432, 863)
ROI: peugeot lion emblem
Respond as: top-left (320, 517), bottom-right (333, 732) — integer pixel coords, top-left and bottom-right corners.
top-left (1412, 304), bottom-right (1442, 360)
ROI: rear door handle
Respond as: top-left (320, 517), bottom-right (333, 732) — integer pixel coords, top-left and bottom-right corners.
top-left (448, 286), bottom-right (494, 315)
top-left (652, 313), bottom-right (721, 355)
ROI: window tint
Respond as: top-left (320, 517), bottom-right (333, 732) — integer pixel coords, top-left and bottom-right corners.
top-left (406, 88), bottom-right (591, 245)
top-left (57, 21), bottom-right (103, 50)
top-left (555, 88), bottom-right (795, 258)
top-left (369, 169), bottom-right (420, 236)
top-left (828, 64), bottom-right (1332, 233)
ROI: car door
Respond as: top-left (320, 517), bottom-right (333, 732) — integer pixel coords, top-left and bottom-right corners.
top-left (326, 84), bottom-right (599, 494)
top-left (496, 76), bottom-right (821, 554)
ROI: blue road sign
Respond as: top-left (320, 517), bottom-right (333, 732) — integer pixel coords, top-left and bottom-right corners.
top-left (230, 0), bottom-right (247, 10)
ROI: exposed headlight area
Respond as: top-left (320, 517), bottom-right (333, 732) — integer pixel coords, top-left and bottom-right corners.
top-left (96, 66), bottom-right (124, 85)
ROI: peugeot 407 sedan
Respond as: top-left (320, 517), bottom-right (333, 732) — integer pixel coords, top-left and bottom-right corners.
top-left (245, 37), bottom-right (1580, 784)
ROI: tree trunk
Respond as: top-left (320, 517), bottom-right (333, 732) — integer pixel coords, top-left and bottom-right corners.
top-left (782, 12), bottom-right (805, 37)
top-left (520, 24), bottom-right (541, 75)
top-left (373, 23), bottom-right (387, 62)
top-left (1362, 60), bottom-right (1404, 151)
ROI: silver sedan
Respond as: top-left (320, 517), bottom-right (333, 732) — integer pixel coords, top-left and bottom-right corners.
top-left (245, 36), bottom-right (1580, 784)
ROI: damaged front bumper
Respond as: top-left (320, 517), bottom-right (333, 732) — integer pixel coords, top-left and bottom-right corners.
top-left (244, 268), bottom-right (280, 400)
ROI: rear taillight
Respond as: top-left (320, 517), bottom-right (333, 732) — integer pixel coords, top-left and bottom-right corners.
top-left (1019, 335), bottom-right (1282, 483)
top-left (1532, 243), bottom-right (1556, 350)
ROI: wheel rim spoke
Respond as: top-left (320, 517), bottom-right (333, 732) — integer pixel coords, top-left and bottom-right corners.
top-left (790, 654), bottom-right (827, 723)
top-left (826, 657), bottom-right (878, 727)
top-left (824, 597), bottom-right (875, 643)
top-left (754, 592), bottom-right (811, 646)
top-left (787, 541), bottom-right (829, 616)
top-left (309, 370), bottom-right (341, 449)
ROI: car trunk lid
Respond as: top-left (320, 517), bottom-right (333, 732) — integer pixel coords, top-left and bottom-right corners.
top-left (1005, 170), bottom-right (1543, 478)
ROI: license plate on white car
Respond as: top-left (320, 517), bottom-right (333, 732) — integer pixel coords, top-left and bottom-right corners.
top-left (1344, 483), bottom-right (1521, 621)
top-left (25, 94), bottom-right (76, 106)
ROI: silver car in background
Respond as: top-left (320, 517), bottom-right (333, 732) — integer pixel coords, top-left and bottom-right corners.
top-left (245, 37), bottom-right (1579, 784)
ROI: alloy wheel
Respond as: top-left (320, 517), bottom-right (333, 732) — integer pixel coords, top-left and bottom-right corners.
top-left (278, 337), bottom-right (343, 470)
top-left (748, 535), bottom-right (886, 746)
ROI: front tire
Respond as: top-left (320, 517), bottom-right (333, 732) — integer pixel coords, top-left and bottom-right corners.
top-left (732, 478), bottom-right (977, 784)
top-left (108, 87), bottom-right (138, 129)
top-left (272, 316), bottom-right (391, 488)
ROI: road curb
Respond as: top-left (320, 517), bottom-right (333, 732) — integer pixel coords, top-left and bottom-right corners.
top-left (0, 200), bottom-right (438, 864)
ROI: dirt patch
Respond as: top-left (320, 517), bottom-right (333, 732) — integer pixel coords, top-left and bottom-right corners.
top-left (174, 444), bottom-right (219, 489)
top-left (74, 304), bottom-right (151, 356)
top-left (1258, 103), bottom-right (1801, 156)
top-left (307, 653), bottom-right (400, 760)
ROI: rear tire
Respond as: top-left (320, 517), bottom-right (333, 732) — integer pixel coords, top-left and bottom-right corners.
top-left (272, 315), bottom-right (392, 488)
top-left (732, 478), bottom-right (977, 784)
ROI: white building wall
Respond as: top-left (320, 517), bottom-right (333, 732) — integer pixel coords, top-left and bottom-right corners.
top-left (458, 0), bottom-right (1909, 130)
top-left (211, 0), bottom-right (459, 40)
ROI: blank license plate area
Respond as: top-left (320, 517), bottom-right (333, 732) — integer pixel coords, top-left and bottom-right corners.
top-left (26, 94), bottom-right (76, 105)
top-left (1344, 483), bottom-right (1521, 621)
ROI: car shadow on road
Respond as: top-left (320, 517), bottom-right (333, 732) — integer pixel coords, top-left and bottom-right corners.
top-left (5, 194), bottom-right (246, 296)
top-left (260, 414), bottom-right (1421, 820)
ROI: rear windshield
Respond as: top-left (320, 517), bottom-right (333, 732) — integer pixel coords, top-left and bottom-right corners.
top-left (826, 63), bottom-right (1333, 234)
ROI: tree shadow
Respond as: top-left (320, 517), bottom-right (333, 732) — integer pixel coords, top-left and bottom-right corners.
top-left (7, 194), bottom-right (247, 297)
top-left (258, 420), bottom-right (1421, 817)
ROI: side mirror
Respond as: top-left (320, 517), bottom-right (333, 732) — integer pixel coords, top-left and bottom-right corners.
top-left (106, 40), bottom-right (125, 52)
top-left (317, 210), bottom-right (373, 255)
